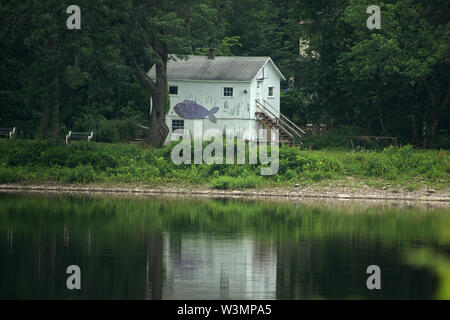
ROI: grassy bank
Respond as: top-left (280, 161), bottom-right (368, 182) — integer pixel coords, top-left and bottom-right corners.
top-left (0, 139), bottom-right (448, 190)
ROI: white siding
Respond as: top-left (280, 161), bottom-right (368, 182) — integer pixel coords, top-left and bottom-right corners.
top-left (164, 60), bottom-right (282, 144)
top-left (254, 63), bottom-right (280, 118)
top-left (167, 80), bottom-right (251, 120)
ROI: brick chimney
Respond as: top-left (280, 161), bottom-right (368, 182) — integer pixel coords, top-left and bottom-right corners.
top-left (208, 48), bottom-right (216, 59)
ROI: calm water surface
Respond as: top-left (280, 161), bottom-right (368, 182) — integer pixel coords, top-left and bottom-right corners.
top-left (0, 192), bottom-right (449, 299)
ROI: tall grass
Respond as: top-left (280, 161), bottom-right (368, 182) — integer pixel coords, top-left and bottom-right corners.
top-left (0, 139), bottom-right (448, 189)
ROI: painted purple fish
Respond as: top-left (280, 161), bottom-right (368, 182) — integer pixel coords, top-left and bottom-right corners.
top-left (174, 100), bottom-right (219, 123)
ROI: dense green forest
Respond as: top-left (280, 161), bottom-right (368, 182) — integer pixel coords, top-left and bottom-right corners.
top-left (0, 0), bottom-right (449, 147)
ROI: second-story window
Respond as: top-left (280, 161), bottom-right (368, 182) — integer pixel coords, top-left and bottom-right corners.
top-left (223, 87), bottom-right (233, 97)
top-left (169, 86), bottom-right (178, 95)
top-left (268, 87), bottom-right (274, 97)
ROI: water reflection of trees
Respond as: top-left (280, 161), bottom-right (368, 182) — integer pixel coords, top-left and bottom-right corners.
top-left (0, 193), bottom-right (448, 299)
top-left (275, 237), bottom-right (439, 299)
top-left (0, 195), bottom-right (164, 299)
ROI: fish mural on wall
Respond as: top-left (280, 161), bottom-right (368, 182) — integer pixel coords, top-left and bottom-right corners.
top-left (174, 100), bottom-right (219, 123)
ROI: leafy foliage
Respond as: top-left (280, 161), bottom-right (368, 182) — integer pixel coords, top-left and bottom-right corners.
top-left (0, 0), bottom-right (448, 147)
top-left (0, 140), bottom-right (448, 189)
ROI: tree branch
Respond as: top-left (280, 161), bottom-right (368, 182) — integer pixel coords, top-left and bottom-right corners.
top-left (124, 36), bottom-right (157, 95)
top-left (130, 54), bottom-right (157, 94)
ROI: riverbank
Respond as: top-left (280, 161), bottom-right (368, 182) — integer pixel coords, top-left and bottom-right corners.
top-left (1, 182), bottom-right (448, 203)
top-left (1, 140), bottom-right (448, 198)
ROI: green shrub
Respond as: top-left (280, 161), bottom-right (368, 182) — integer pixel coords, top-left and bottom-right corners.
top-left (39, 147), bottom-right (71, 167)
top-left (301, 170), bottom-right (335, 181)
top-left (50, 166), bottom-right (74, 183)
top-left (6, 140), bottom-right (61, 166)
top-left (0, 139), bottom-right (447, 189)
top-left (114, 119), bottom-right (138, 141)
top-left (283, 169), bottom-right (296, 180)
top-left (69, 165), bottom-right (96, 183)
top-left (96, 119), bottom-right (119, 142)
top-left (211, 175), bottom-right (263, 189)
top-left (0, 166), bottom-right (22, 183)
top-left (112, 161), bottom-right (160, 182)
top-left (293, 153), bottom-right (343, 173)
top-left (211, 176), bottom-right (237, 189)
top-left (364, 155), bottom-right (397, 177)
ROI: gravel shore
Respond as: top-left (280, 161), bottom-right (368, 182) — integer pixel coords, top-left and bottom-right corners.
top-left (0, 183), bottom-right (448, 203)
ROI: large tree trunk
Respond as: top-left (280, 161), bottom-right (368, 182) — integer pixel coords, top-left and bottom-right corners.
top-left (130, 56), bottom-right (169, 148)
top-left (147, 64), bottom-right (169, 147)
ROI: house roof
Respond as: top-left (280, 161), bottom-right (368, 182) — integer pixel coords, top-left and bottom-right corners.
top-left (147, 55), bottom-right (286, 82)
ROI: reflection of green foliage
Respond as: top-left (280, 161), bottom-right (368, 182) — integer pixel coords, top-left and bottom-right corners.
top-left (0, 193), bottom-right (449, 299)
top-left (407, 249), bottom-right (450, 300)
top-left (1, 193), bottom-right (449, 242)
top-left (406, 212), bottom-right (450, 300)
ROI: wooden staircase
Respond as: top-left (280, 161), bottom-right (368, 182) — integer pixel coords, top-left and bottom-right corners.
top-left (255, 99), bottom-right (305, 146)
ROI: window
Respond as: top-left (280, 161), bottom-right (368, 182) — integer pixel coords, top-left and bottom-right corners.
top-left (169, 86), bottom-right (178, 95)
top-left (268, 87), bottom-right (274, 97)
top-left (223, 87), bottom-right (233, 97)
top-left (172, 119), bottom-right (184, 131)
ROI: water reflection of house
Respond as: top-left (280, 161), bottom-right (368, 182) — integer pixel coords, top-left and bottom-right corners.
top-left (162, 232), bottom-right (277, 299)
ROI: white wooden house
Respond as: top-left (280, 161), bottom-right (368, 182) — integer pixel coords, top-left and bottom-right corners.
top-left (148, 49), bottom-right (304, 145)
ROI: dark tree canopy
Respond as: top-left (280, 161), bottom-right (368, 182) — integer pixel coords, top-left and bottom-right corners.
top-left (0, 0), bottom-right (448, 147)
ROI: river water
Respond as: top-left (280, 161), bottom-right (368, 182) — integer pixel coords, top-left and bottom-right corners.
top-left (0, 192), bottom-right (448, 299)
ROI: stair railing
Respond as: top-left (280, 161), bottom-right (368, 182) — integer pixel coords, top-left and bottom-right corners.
top-left (261, 99), bottom-right (306, 136)
top-left (255, 99), bottom-right (304, 140)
